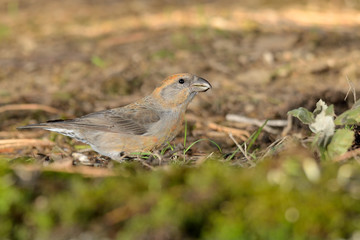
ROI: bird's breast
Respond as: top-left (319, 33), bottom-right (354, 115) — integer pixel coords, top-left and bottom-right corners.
top-left (147, 110), bottom-right (185, 143)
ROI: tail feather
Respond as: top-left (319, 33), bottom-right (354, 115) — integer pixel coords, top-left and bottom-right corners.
top-left (17, 123), bottom-right (51, 130)
top-left (17, 121), bottom-right (84, 142)
top-left (17, 121), bottom-right (66, 130)
top-left (17, 120), bottom-right (75, 134)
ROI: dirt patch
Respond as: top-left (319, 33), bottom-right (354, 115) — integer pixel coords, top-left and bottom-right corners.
top-left (0, 0), bottom-right (359, 165)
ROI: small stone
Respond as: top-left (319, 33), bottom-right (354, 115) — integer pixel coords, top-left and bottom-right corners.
top-left (309, 62), bottom-right (330, 74)
top-left (263, 51), bottom-right (275, 65)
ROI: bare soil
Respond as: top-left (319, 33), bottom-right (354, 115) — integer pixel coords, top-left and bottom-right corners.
top-left (1, 0), bottom-right (360, 167)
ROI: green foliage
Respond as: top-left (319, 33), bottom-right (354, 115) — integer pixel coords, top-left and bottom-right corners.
top-left (288, 99), bottom-right (355, 160)
top-left (327, 129), bottom-right (355, 159)
top-left (288, 107), bottom-right (314, 125)
top-left (0, 158), bottom-right (360, 239)
top-left (91, 56), bottom-right (106, 68)
top-left (182, 119), bottom-right (221, 156)
top-left (184, 139), bottom-right (222, 155)
top-left (184, 119), bottom-right (188, 149)
top-left (74, 144), bottom-right (92, 150)
top-left (8, 156), bottom-right (36, 165)
top-left (160, 142), bottom-right (175, 155)
top-left (248, 119), bottom-right (268, 151)
top-left (335, 106), bottom-right (360, 125)
top-left (227, 120), bottom-right (267, 161)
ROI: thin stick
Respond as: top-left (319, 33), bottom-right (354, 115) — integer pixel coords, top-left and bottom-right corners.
top-left (335, 148), bottom-right (360, 162)
top-left (281, 115), bottom-right (293, 137)
top-left (208, 122), bottom-right (249, 141)
top-left (186, 114), bottom-right (250, 140)
top-left (138, 160), bottom-right (156, 170)
top-left (260, 136), bottom-right (288, 160)
top-left (226, 114), bottom-right (283, 134)
top-left (226, 114), bottom-right (288, 127)
top-left (344, 75), bottom-right (356, 103)
top-left (196, 152), bottom-right (214, 165)
top-left (133, 155), bottom-right (156, 170)
top-left (154, 152), bottom-right (162, 166)
top-left (228, 133), bottom-right (255, 167)
top-left (0, 131), bottom-right (44, 138)
top-left (0, 139), bottom-right (54, 149)
top-left (0, 104), bottom-right (62, 114)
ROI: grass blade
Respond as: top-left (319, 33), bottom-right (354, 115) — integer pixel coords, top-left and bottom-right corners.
top-left (161, 142), bottom-right (175, 155)
top-left (184, 118), bottom-right (187, 148)
top-left (184, 139), bottom-right (222, 154)
top-left (247, 120), bottom-right (268, 151)
top-left (226, 148), bottom-right (240, 161)
top-left (129, 152), bottom-right (153, 159)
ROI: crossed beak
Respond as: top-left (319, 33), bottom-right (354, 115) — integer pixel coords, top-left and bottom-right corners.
top-left (191, 77), bottom-right (212, 92)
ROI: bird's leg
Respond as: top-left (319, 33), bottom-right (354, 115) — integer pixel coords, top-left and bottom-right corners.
top-left (112, 151), bottom-right (128, 163)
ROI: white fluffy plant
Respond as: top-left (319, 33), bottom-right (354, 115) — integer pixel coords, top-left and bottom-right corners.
top-left (288, 99), bottom-right (355, 160)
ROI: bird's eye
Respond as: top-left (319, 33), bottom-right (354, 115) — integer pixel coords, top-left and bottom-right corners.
top-left (178, 79), bottom-right (185, 84)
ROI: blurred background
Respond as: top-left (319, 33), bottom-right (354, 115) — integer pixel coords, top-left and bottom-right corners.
top-left (2, 0), bottom-right (360, 153)
top-left (1, 0), bottom-right (360, 239)
top-left (1, 0), bottom-right (360, 119)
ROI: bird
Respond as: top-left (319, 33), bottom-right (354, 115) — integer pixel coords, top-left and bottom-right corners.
top-left (18, 73), bottom-right (212, 161)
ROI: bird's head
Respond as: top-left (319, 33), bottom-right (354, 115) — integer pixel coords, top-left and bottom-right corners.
top-left (151, 73), bottom-right (212, 109)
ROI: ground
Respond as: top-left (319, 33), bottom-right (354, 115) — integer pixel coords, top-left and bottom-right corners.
top-left (1, 1), bottom-right (360, 239)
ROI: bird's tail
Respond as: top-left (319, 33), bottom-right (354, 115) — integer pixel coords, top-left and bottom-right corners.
top-left (17, 123), bottom-right (51, 130)
top-left (17, 119), bottom-right (67, 130)
top-left (17, 120), bottom-right (80, 140)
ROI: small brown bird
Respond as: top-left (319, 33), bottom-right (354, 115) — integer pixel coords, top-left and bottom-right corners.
top-left (18, 73), bottom-right (211, 161)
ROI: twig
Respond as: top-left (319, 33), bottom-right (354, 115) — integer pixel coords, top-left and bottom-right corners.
top-left (344, 75), bottom-right (356, 103)
top-left (195, 152), bottom-right (214, 165)
top-left (281, 115), bottom-right (293, 137)
top-left (226, 114), bottom-right (288, 127)
top-left (0, 131), bottom-right (44, 138)
top-left (152, 150), bottom-right (163, 166)
top-left (0, 139), bottom-right (54, 149)
top-left (133, 156), bottom-right (156, 170)
top-left (260, 136), bottom-right (288, 160)
top-left (0, 104), bottom-right (62, 115)
top-left (139, 160), bottom-right (156, 170)
top-left (334, 148), bottom-right (360, 162)
top-left (226, 114), bottom-right (287, 134)
top-left (228, 133), bottom-right (255, 167)
top-left (186, 114), bottom-right (250, 141)
top-left (207, 122), bottom-right (249, 141)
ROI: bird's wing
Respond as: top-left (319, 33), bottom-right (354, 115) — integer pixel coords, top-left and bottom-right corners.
top-left (19, 106), bottom-right (161, 136)
top-left (67, 106), bottom-right (161, 135)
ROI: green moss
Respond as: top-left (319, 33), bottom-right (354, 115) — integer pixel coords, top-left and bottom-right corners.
top-left (0, 24), bottom-right (11, 41)
top-left (0, 158), bottom-right (359, 239)
top-left (152, 49), bottom-right (175, 60)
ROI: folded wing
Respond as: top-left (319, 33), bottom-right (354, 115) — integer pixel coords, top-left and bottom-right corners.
top-left (18, 106), bottom-right (161, 136)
